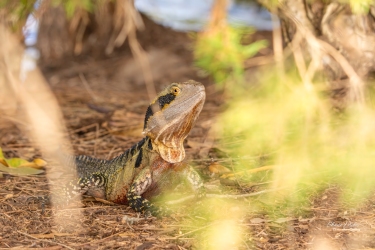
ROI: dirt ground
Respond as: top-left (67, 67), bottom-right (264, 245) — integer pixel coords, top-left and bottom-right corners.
top-left (1, 15), bottom-right (375, 250)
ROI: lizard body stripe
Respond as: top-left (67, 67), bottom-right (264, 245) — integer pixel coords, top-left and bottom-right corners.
top-left (135, 148), bottom-right (143, 168)
top-left (147, 138), bottom-right (153, 150)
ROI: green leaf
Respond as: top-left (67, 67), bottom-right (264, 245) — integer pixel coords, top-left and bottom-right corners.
top-left (5, 158), bottom-right (30, 168)
top-left (0, 147), bottom-right (47, 169)
top-left (242, 40), bottom-right (268, 58)
top-left (0, 163), bottom-right (44, 176)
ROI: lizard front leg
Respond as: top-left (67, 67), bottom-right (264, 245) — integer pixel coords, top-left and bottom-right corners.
top-left (127, 168), bottom-right (155, 215)
top-left (182, 165), bottom-right (205, 198)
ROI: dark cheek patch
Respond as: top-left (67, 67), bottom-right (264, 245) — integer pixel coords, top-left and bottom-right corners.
top-left (143, 93), bottom-right (176, 129)
top-left (158, 93), bottom-right (176, 109)
top-left (144, 105), bottom-right (154, 129)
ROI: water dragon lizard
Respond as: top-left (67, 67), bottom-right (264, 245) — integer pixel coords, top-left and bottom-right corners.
top-left (60, 80), bottom-right (206, 216)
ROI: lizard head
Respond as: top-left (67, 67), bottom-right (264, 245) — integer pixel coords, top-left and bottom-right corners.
top-left (143, 80), bottom-right (206, 163)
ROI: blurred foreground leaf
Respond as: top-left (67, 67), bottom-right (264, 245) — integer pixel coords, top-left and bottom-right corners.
top-left (217, 70), bottom-right (375, 214)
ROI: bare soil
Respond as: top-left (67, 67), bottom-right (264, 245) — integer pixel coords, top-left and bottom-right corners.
top-left (1, 15), bottom-right (375, 249)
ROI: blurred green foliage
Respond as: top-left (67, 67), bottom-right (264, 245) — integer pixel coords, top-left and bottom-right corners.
top-left (52, 0), bottom-right (94, 17)
top-left (217, 69), bottom-right (375, 216)
top-left (1, 0), bottom-right (36, 32)
top-left (194, 26), bottom-right (267, 85)
top-left (347, 0), bottom-right (373, 13)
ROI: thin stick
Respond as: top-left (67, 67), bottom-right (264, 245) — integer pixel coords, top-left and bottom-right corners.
top-left (94, 123), bottom-right (99, 156)
top-left (272, 14), bottom-right (284, 78)
top-left (17, 231), bottom-right (74, 250)
top-left (79, 73), bottom-right (99, 102)
top-left (206, 188), bottom-right (281, 198)
top-left (166, 188), bottom-right (281, 205)
top-left (171, 222), bottom-right (219, 239)
top-left (221, 165), bottom-right (274, 178)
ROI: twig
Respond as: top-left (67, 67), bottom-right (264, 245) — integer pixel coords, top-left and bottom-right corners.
top-left (17, 231), bottom-right (74, 250)
top-left (165, 195), bottom-right (195, 205)
top-left (121, 214), bottom-right (145, 224)
top-left (221, 165), bottom-right (274, 178)
top-left (166, 188), bottom-right (281, 205)
top-left (206, 188), bottom-right (282, 199)
top-left (79, 73), bottom-right (99, 102)
top-left (106, 145), bottom-right (117, 160)
top-left (94, 123), bottom-right (99, 156)
top-left (272, 14), bottom-right (284, 78)
top-left (128, 35), bottom-right (156, 100)
top-left (171, 222), bottom-right (219, 239)
top-left (69, 123), bottom-right (98, 134)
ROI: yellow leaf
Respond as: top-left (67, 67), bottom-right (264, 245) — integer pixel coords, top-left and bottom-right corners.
top-left (0, 158), bottom-right (7, 167)
top-left (32, 158), bottom-right (47, 168)
top-left (0, 147), bottom-right (47, 169)
top-left (6, 157), bottom-right (30, 168)
top-left (0, 147), bottom-right (7, 166)
top-left (208, 162), bottom-right (231, 174)
top-left (0, 147), bottom-right (4, 159)
top-left (18, 159), bottom-right (47, 169)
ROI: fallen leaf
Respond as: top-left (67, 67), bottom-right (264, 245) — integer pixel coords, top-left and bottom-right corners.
top-left (0, 163), bottom-right (44, 176)
top-left (4, 193), bottom-right (13, 199)
top-left (33, 158), bottom-right (46, 166)
top-left (0, 148), bottom-right (7, 165)
top-left (5, 157), bottom-right (30, 167)
top-left (208, 162), bottom-right (231, 174)
top-left (0, 147), bottom-right (47, 169)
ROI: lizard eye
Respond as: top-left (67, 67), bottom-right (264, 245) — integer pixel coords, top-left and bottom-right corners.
top-left (171, 86), bottom-right (181, 95)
